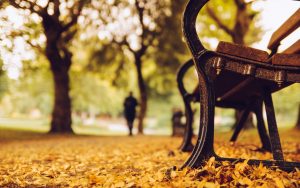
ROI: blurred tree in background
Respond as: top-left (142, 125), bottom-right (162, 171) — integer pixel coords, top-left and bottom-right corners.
top-left (2, 0), bottom-right (90, 133)
top-left (197, 0), bottom-right (263, 48)
top-left (0, 58), bottom-right (8, 100)
top-left (273, 84), bottom-right (300, 129)
top-left (82, 0), bottom-right (185, 134)
top-left (147, 0), bottom-right (189, 97)
top-left (0, 0), bottom-right (298, 134)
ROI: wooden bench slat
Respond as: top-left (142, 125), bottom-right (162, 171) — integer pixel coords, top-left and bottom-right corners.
top-left (267, 8), bottom-right (300, 51)
top-left (272, 53), bottom-right (300, 66)
top-left (282, 39), bottom-right (300, 54)
top-left (216, 41), bottom-right (270, 62)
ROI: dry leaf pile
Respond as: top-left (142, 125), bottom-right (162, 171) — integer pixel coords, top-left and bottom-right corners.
top-left (0, 130), bottom-right (299, 187)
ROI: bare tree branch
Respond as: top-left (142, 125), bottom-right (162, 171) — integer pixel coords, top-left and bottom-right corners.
top-left (112, 60), bottom-right (125, 86)
top-left (206, 6), bottom-right (234, 36)
top-left (135, 0), bottom-right (146, 46)
top-left (44, 0), bottom-right (53, 11)
top-left (53, 0), bottom-right (60, 18)
top-left (234, 0), bottom-right (246, 9)
top-left (137, 31), bottom-right (158, 57)
top-left (61, 0), bottom-right (89, 32)
top-left (111, 38), bottom-right (135, 53)
top-left (25, 40), bottom-right (44, 54)
top-left (245, 0), bottom-right (257, 5)
top-left (9, 29), bottom-right (45, 54)
top-left (0, 1), bottom-right (5, 7)
top-left (62, 29), bottom-right (77, 44)
top-left (135, 0), bottom-right (145, 28)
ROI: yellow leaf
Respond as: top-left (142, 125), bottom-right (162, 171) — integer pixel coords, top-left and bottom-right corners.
top-left (115, 181), bottom-right (125, 187)
top-left (205, 181), bottom-right (218, 188)
top-left (274, 178), bottom-right (284, 188)
top-left (238, 177), bottom-right (252, 186)
top-left (207, 157), bottom-right (215, 168)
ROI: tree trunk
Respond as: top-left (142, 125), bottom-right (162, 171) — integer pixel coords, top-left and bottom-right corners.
top-left (45, 42), bottom-right (73, 134)
top-left (135, 55), bottom-right (147, 134)
top-left (295, 104), bottom-right (300, 129)
top-left (50, 65), bottom-right (72, 133)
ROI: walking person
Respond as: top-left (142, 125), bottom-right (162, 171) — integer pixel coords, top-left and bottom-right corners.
top-left (123, 92), bottom-right (138, 136)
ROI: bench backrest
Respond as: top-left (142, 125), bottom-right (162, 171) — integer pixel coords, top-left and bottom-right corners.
top-left (283, 39), bottom-right (300, 54)
top-left (182, 1), bottom-right (300, 97)
top-left (267, 8), bottom-right (300, 54)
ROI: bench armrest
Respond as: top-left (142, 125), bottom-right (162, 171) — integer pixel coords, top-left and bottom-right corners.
top-left (267, 9), bottom-right (300, 53)
top-left (177, 59), bottom-right (194, 96)
top-left (183, 0), bottom-right (209, 57)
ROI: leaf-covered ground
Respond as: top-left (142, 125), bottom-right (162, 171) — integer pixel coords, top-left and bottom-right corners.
top-left (0, 129), bottom-right (299, 187)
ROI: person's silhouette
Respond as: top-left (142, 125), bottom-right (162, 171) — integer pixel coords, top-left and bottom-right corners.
top-left (123, 92), bottom-right (138, 136)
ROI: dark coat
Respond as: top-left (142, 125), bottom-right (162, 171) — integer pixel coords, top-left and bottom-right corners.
top-left (124, 96), bottom-right (138, 122)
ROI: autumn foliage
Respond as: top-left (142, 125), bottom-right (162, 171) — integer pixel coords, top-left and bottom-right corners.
top-left (0, 130), bottom-right (299, 187)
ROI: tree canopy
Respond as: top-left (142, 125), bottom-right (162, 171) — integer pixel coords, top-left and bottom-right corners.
top-left (0, 0), bottom-right (298, 133)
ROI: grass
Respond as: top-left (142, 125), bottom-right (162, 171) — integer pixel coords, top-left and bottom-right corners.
top-left (0, 117), bottom-right (49, 133)
top-left (0, 117), bottom-right (173, 136)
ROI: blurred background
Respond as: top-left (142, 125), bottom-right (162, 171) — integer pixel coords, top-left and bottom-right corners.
top-left (0, 0), bottom-right (299, 136)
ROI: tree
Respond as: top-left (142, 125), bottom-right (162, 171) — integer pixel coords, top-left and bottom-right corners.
top-left (89, 0), bottom-right (170, 134)
top-left (5, 0), bottom-right (90, 133)
top-left (0, 66), bottom-right (53, 117)
top-left (200, 0), bottom-right (261, 129)
top-left (0, 58), bottom-right (8, 99)
top-left (147, 0), bottom-right (189, 97)
top-left (206, 0), bottom-right (257, 44)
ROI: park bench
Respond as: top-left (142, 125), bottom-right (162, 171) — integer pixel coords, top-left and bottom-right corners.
top-left (181, 0), bottom-right (300, 171)
top-left (177, 59), bottom-right (272, 152)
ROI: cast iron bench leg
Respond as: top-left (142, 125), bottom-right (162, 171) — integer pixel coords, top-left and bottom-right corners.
top-left (254, 100), bottom-right (272, 152)
top-left (182, 61), bottom-right (216, 168)
top-left (230, 108), bottom-right (251, 142)
top-left (178, 60), bottom-right (272, 153)
top-left (181, 58), bottom-right (300, 171)
top-left (177, 59), bottom-right (195, 152)
top-left (230, 100), bottom-right (272, 152)
top-left (264, 91), bottom-right (284, 160)
top-left (179, 94), bottom-right (194, 152)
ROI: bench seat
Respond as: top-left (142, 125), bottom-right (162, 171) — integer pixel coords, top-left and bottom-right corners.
top-left (203, 41), bottom-right (299, 108)
top-left (217, 41), bottom-right (300, 66)
top-left (216, 41), bottom-right (269, 62)
top-left (272, 54), bottom-right (300, 66)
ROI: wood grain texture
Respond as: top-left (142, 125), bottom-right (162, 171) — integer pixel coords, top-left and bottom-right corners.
top-left (216, 41), bottom-right (270, 62)
top-left (272, 54), bottom-right (300, 66)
